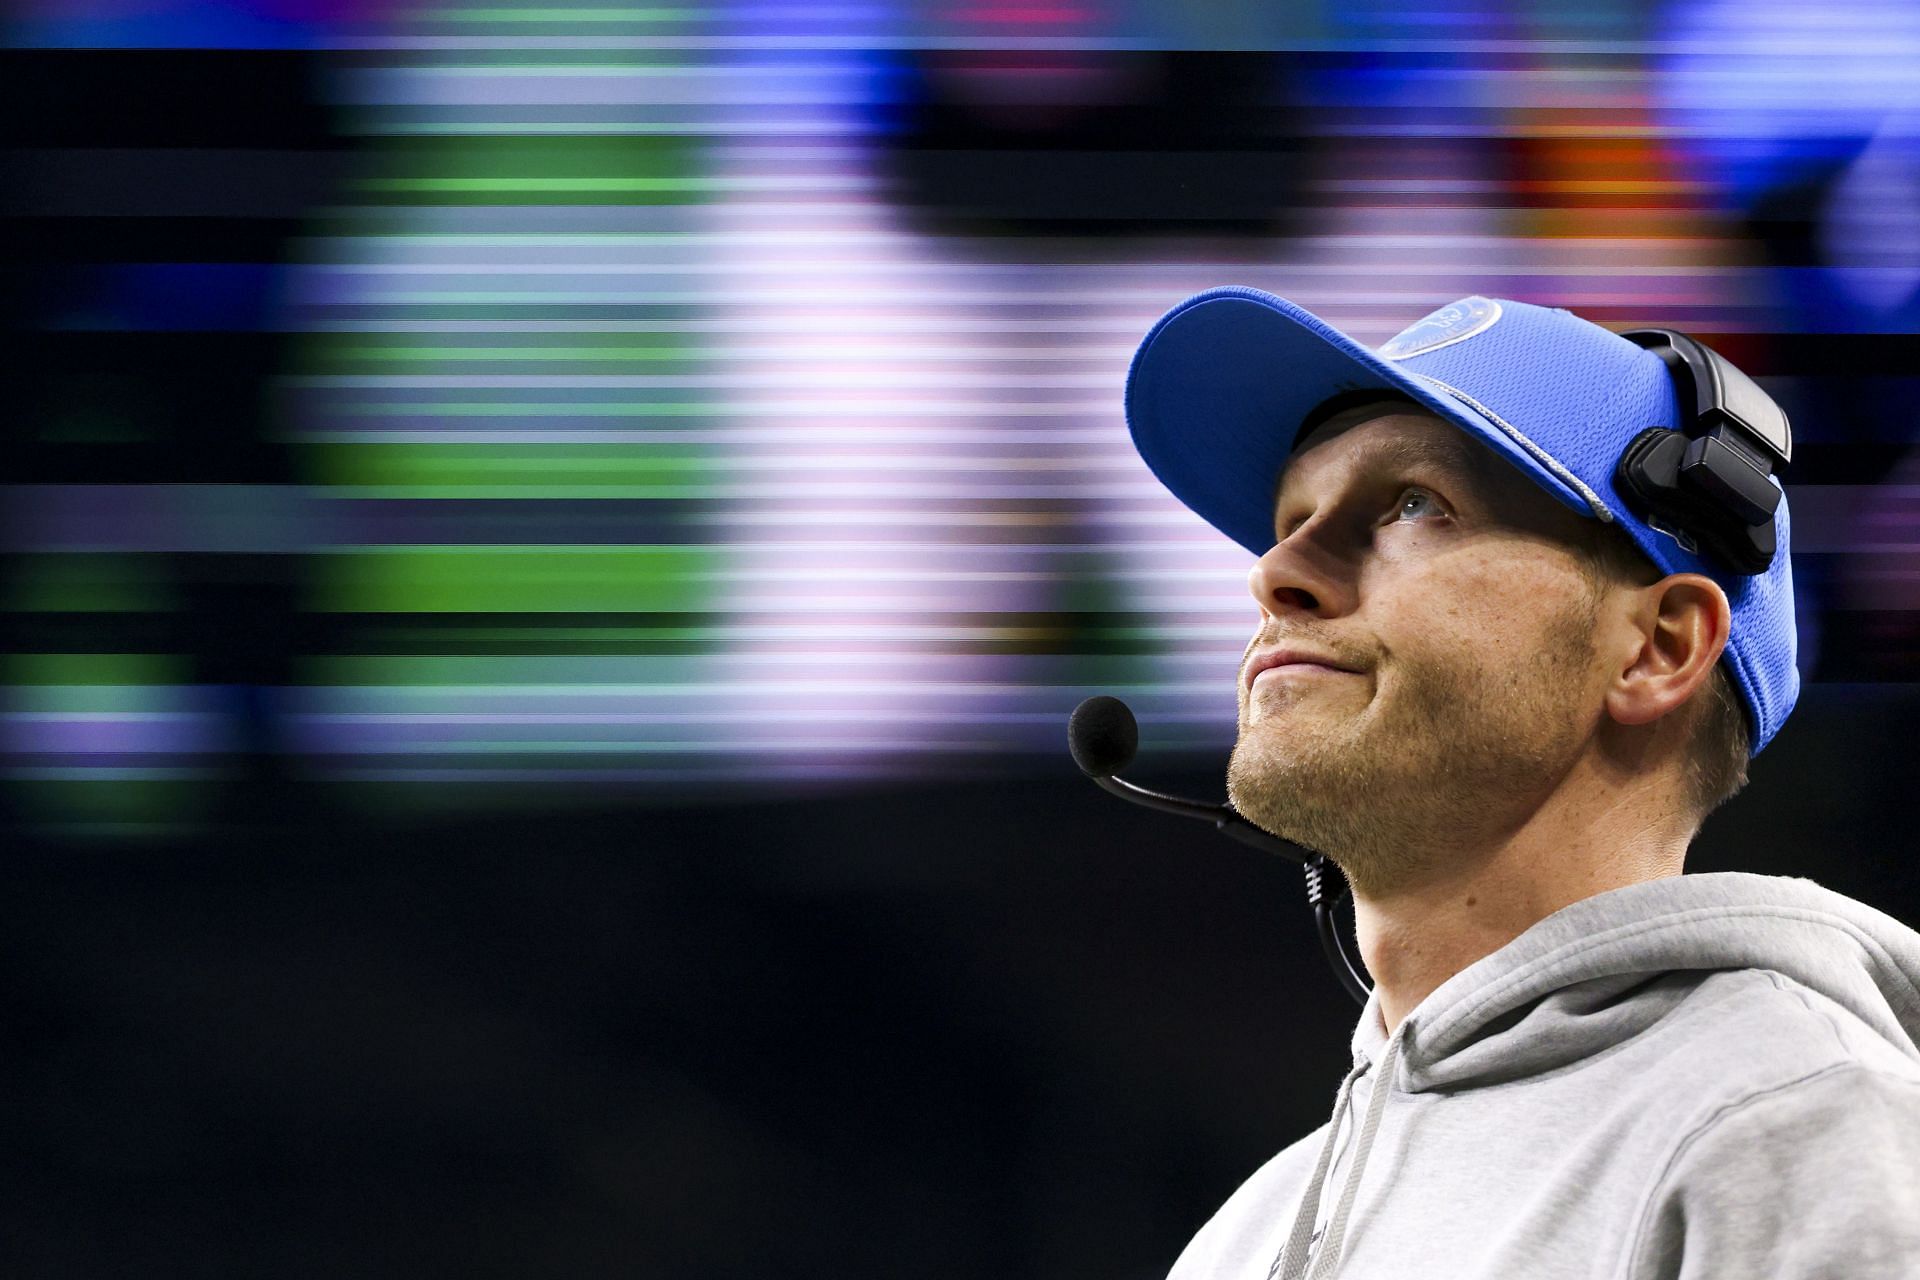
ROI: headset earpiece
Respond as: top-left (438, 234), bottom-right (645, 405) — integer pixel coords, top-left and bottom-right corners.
top-left (1614, 329), bottom-right (1792, 576)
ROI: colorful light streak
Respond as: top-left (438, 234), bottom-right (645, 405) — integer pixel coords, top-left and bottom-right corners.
top-left (8, 0), bottom-right (1919, 834)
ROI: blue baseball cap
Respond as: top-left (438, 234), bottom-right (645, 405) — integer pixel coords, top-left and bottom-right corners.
top-left (1123, 287), bottom-right (1799, 755)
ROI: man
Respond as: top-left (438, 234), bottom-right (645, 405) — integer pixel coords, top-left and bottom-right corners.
top-left (1122, 290), bottom-right (1920, 1279)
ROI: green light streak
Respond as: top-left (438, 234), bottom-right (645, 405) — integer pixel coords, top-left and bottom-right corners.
top-left (8, 655), bottom-right (198, 715)
top-left (10, 769), bottom-right (219, 781)
top-left (360, 124), bottom-right (762, 136)
top-left (10, 653), bottom-right (187, 686)
top-left (308, 654), bottom-right (709, 686)
top-left (312, 545), bottom-right (722, 614)
top-left (356, 134), bottom-right (702, 205)
top-left (332, 402), bottom-right (725, 416)
top-left (358, 176), bottom-right (723, 192)
top-left (9, 774), bottom-right (210, 836)
top-left (386, 626), bottom-right (725, 640)
top-left (323, 486), bottom-right (720, 498)
top-left (323, 344), bottom-right (697, 362)
top-left (313, 234), bottom-right (718, 245)
top-left (306, 442), bottom-right (709, 488)
top-left (7, 554), bottom-right (175, 613)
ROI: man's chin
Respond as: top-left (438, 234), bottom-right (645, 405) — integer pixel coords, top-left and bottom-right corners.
top-left (1226, 727), bottom-right (1392, 855)
top-left (1227, 737), bottom-right (1322, 830)
top-left (1234, 708), bottom-right (1352, 758)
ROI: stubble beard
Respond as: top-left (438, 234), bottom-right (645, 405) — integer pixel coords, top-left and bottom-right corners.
top-left (1226, 597), bottom-right (1599, 900)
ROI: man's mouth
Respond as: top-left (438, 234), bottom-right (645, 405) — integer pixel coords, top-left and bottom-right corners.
top-left (1244, 646), bottom-right (1361, 692)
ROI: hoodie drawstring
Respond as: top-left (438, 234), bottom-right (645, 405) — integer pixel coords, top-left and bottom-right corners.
top-left (1271, 1028), bottom-right (1406, 1280)
top-left (1268, 1059), bottom-right (1364, 1280)
top-left (1305, 1030), bottom-right (1402, 1278)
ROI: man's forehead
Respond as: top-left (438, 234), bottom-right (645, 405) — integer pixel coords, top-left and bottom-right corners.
top-left (1273, 412), bottom-right (1501, 507)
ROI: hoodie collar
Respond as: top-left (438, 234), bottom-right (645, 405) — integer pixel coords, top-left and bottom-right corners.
top-left (1346, 872), bottom-right (1920, 1093)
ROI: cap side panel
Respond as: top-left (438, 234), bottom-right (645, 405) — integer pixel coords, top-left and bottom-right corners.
top-left (1404, 371), bottom-right (1618, 521)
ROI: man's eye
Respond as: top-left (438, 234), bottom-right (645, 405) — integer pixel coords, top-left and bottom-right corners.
top-left (1395, 488), bottom-right (1442, 521)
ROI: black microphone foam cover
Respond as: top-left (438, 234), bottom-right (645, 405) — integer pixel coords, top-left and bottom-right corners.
top-left (1068, 695), bottom-right (1139, 778)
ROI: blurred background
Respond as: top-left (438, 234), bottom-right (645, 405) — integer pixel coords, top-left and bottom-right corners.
top-left (5, 1), bottom-right (1920, 1275)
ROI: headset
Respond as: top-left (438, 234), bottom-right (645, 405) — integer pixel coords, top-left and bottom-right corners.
top-left (1614, 330), bottom-right (1793, 576)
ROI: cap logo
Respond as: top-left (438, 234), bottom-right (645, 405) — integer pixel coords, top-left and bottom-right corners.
top-left (1379, 296), bottom-right (1503, 361)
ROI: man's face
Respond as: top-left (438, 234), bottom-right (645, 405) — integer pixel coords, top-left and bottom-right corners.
top-left (1225, 405), bottom-right (1614, 897)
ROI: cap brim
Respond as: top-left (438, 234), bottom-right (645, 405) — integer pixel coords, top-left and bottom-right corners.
top-left (1124, 286), bottom-right (1597, 556)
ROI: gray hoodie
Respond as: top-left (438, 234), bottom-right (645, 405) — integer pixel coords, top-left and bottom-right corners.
top-left (1167, 872), bottom-right (1920, 1279)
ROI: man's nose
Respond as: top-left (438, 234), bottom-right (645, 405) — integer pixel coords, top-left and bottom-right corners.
top-left (1247, 523), bottom-right (1357, 620)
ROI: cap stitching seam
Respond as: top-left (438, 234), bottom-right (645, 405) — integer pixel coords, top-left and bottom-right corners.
top-left (1404, 371), bottom-right (1618, 523)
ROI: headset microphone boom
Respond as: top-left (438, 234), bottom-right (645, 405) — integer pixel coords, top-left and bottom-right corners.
top-left (1066, 695), bottom-right (1374, 1006)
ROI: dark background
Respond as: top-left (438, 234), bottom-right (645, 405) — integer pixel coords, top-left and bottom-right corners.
top-left (7, 11), bottom-right (1920, 1279)
top-left (10, 689), bottom-right (1919, 1277)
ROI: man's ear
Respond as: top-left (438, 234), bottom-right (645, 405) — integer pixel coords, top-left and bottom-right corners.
top-left (1604, 573), bottom-right (1731, 729)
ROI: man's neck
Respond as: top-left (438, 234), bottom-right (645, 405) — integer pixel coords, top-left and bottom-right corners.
top-left (1352, 780), bottom-right (1691, 1037)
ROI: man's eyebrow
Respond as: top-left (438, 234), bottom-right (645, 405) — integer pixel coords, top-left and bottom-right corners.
top-left (1271, 431), bottom-right (1496, 518)
top-left (1352, 433), bottom-right (1492, 482)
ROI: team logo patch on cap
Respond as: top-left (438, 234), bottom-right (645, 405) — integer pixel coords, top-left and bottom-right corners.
top-left (1379, 296), bottom-right (1503, 361)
